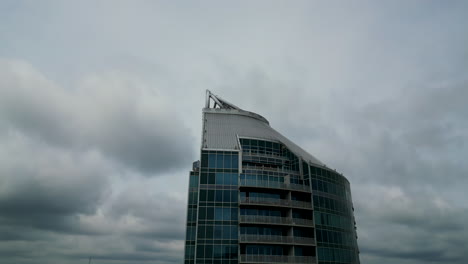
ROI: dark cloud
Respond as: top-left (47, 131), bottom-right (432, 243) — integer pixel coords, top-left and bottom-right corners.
top-left (69, 252), bottom-right (180, 264)
top-left (355, 186), bottom-right (468, 264)
top-left (0, 59), bottom-right (189, 264)
top-left (0, 59), bottom-right (194, 174)
top-left (0, 136), bottom-right (110, 236)
top-left (108, 186), bottom-right (187, 241)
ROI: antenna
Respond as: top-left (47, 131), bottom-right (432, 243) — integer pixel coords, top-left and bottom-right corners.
top-left (205, 90), bottom-right (240, 110)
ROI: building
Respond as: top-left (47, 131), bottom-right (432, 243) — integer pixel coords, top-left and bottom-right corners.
top-left (184, 91), bottom-right (360, 264)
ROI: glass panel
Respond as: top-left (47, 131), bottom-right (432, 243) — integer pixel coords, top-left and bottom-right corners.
top-left (216, 154), bottom-right (223, 168)
top-left (207, 190), bottom-right (215, 201)
top-left (215, 190), bottom-right (223, 202)
top-left (215, 208), bottom-right (223, 220)
top-left (208, 154), bottom-right (216, 168)
top-left (231, 208), bottom-right (238, 220)
top-left (231, 191), bottom-right (238, 202)
top-left (208, 173), bottom-right (215, 184)
top-left (215, 173), bottom-right (224, 185)
top-left (223, 208), bottom-right (231, 220)
top-left (232, 155), bottom-right (238, 169)
top-left (223, 190), bottom-right (231, 202)
top-left (224, 155), bottom-right (231, 168)
top-left (223, 173), bottom-right (230, 185)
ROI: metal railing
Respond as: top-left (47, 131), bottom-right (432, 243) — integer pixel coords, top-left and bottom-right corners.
top-left (240, 197), bottom-right (289, 207)
top-left (292, 218), bottom-right (314, 226)
top-left (241, 150), bottom-right (285, 159)
top-left (240, 197), bottom-right (313, 209)
top-left (293, 236), bottom-right (316, 245)
top-left (240, 215), bottom-right (314, 227)
top-left (240, 234), bottom-right (293, 244)
top-left (240, 215), bottom-right (291, 225)
top-left (288, 183), bottom-right (312, 192)
top-left (240, 179), bottom-right (311, 192)
top-left (242, 165), bottom-right (301, 176)
top-left (240, 255), bottom-right (316, 263)
top-left (240, 234), bottom-right (316, 245)
top-left (291, 200), bottom-right (313, 209)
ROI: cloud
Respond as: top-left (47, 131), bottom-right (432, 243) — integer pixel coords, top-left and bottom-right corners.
top-left (0, 132), bottom-right (186, 262)
top-left (0, 58), bottom-right (194, 174)
top-left (0, 132), bottom-right (110, 235)
top-left (0, 58), bottom-right (191, 263)
top-left (355, 185), bottom-right (468, 264)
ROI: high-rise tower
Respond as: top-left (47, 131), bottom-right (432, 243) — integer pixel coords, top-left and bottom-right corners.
top-left (184, 91), bottom-right (360, 264)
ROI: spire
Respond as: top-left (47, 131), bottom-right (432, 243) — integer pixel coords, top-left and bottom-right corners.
top-left (205, 90), bottom-right (241, 110)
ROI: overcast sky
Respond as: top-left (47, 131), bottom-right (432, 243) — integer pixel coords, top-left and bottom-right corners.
top-left (1, 1), bottom-right (468, 264)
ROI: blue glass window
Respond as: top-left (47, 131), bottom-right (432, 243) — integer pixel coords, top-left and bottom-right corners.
top-left (231, 191), bottom-right (238, 203)
top-left (214, 226), bottom-right (222, 239)
top-left (215, 173), bottom-right (224, 185)
top-left (223, 208), bottom-right (231, 220)
top-left (216, 155), bottom-right (223, 168)
top-left (224, 155), bottom-right (232, 168)
top-left (223, 173), bottom-right (230, 185)
top-left (215, 208), bottom-right (223, 220)
top-left (232, 155), bottom-right (238, 168)
top-left (208, 154), bottom-right (216, 168)
top-left (215, 190), bottom-right (223, 202)
top-left (231, 208), bottom-right (238, 220)
top-left (223, 190), bottom-right (231, 202)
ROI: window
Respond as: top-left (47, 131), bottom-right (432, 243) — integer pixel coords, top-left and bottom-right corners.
top-left (215, 208), bottom-right (223, 220)
top-left (208, 154), bottom-right (216, 168)
top-left (215, 190), bottom-right (223, 202)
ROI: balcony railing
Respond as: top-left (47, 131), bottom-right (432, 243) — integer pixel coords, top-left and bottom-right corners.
top-left (242, 150), bottom-right (285, 159)
top-left (240, 197), bottom-right (313, 209)
top-left (241, 197), bottom-right (290, 207)
top-left (240, 234), bottom-right (293, 244)
top-left (292, 218), bottom-right (314, 226)
top-left (240, 215), bottom-right (314, 227)
top-left (291, 200), bottom-right (313, 209)
top-left (240, 255), bottom-right (316, 263)
top-left (240, 215), bottom-right (291, 225)
top-left (240, 180), bottom-right (311, 192)
top-left (293, 236), bottom-right (316, 245)
top-left (242, 165), bottom-right (301, 176)
top-left (240, 234), bottom-right (316, 245)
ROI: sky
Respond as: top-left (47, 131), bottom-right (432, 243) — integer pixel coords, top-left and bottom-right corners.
top-left (0, 1), bottom-right (468, 263)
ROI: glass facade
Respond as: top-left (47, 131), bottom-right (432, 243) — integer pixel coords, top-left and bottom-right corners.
top-left (185, 171), bottom-right (199, 264)
top-left (238, 138), bottom-right (316, 263)
top-left (309, 166), bottom-right (360, 264)
top-left (184, 93), bottom-right (359, 263)
top-left (189, 150), bottom-right (239, 264)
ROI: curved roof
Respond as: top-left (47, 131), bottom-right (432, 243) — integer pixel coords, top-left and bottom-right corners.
top-left (202, 107), bottom-right (325, 166)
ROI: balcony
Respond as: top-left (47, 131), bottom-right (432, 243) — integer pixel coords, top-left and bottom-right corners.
top-left (240, 180), bottom-right (311, 193)
top-left (240, 197), bottom-right (289, 207)
top-left (242, 151), bottom-right (286, 164)
top-left (240, 215), bottom-right (291, 225)
top-left (292, 236), bottom-right (316, 245)
top-left (242, 165), bottom-right (301, 176)
top-left (291, 200), bottom-right (313, 209)
top-left (292, 218), bottom-right (314, 227)
top-left (242, 150), bottom-right (286, 159)
top-left (240, 255), bottom-right (316, 263)
top-left (239, 215), bottom-right (314, 227)
top-left (240, 234), bottom-right (315, 246)
top-left (240, 234), bottom-right (293, 244)
top-left (240, 197), bottom-right (313, 210)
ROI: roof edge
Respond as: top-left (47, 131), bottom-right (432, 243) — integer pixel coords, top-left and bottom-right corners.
top-left (203, 108), bottom-right (270, 125)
